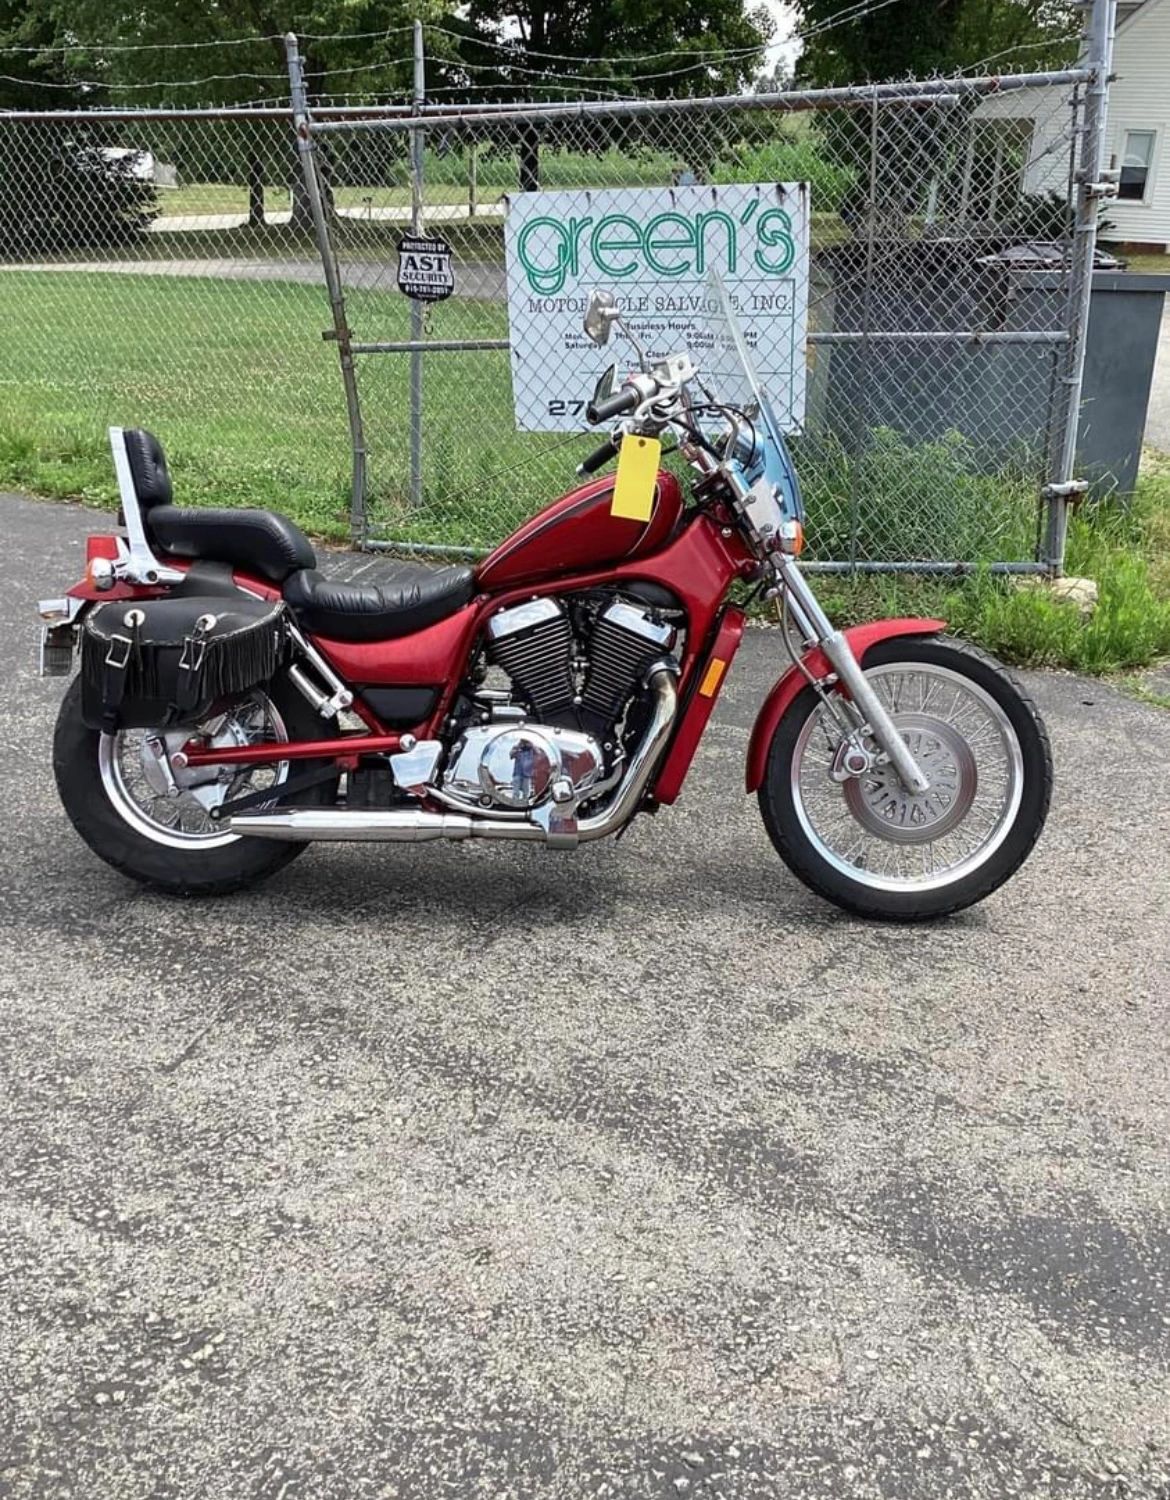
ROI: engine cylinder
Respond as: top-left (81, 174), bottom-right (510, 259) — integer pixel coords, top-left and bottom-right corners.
top-left (486, 599), bottom-right (576, 719)
top-left (581, 600), bottom-right (676, 725)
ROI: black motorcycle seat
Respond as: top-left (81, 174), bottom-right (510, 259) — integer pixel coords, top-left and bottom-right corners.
top-left (124, 428), bottom-right (318, 585)
top-left (283, 556), bottom-right (476, 642)
top-left (122, 428), bottom-right (474, 630)
top-left (148, 505), bottom-right (317, 585)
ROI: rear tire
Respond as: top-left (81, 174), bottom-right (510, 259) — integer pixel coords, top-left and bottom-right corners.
top-left (757, 636), bottom-right (1053, 921)
top-left (53, 673), bottom-right (338, 897)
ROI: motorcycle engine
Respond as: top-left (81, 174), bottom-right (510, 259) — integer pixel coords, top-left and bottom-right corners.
top-left (440, 592), bottom-right (679, 813)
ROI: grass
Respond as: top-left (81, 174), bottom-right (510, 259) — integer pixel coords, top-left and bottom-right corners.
top-left (813, 454), bottom-right (1170, 675)
top-left (3, 267), bottom-right (1170, 675)
top-left (0, 268), bottom-right (571, 543)
top-left (1120, 251), bottom-right (1170, 274)
top-left (145, 134), bottom-right (852, 239)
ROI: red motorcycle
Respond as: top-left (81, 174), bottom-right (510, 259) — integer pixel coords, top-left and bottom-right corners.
top-left (39, 284), bottom-right (1051, 919)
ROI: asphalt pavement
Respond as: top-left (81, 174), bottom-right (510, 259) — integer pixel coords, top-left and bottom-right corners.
top-left (1, 492), bottom-right (1168, 1500)
top-left (3, 258), bottom-right (507, 300)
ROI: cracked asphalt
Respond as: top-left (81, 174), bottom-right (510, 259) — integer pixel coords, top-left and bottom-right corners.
top-left (1, 491), bottom-right (1168, 1500)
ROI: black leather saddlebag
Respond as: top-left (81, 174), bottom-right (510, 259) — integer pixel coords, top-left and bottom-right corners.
top-left (80, 595), bottom-right (288, 732)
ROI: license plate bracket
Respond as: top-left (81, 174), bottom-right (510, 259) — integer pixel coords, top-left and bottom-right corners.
top-left (40, 623), bottom-right (76, 677)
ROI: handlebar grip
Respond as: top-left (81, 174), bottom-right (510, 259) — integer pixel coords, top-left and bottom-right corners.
top-left (576, 436), bottom-right (620, 477)
top-left (586, 384), bottom-right (640, 425)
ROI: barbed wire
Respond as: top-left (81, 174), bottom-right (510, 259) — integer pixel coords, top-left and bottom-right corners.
top-left (0, 0), bottom-right (889, 75)
top-left (0, 54), bottom-right (420, 96)
top-left (0, 0), bottom-right (1065, 112)
top-left (0, 70), bottom-right (286, 91)
top-left (434, 55), bottom-right (763, 88)
top-left (957, 36), bottom-right (1082, 76)
top-left (0, 25), bottom-right (415, 56)
top-left (419, 23), bottom-right (769, 69)
top-left (422, 0), bottom-right (900, 68)
top-left (0, 34), bottom-right (279, 56)
top-left (423, 81), bottom-right (627, 101)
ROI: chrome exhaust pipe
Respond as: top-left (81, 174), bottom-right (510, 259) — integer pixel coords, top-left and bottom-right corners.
top-left (229, 667), bottom-right (679, 846)
top-left (575, 664), bottom-right (677, 842)
top-left (229, 807), bottom-right (542, 843)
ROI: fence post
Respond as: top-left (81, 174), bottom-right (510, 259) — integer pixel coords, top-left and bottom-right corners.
top-left (286, 33), bottom-right (369, 544)
top-left (1043, 0), bottom-right (1117, 574)
top-left (409, 19), bottom-right (426, 509)
top-left (846, 91), bottom-right (881, 575)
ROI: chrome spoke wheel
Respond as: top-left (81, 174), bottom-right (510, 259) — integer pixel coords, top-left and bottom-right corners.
top-left (791, 662), bottom-right (1024, 894)
top-left (98, 692), bottom-right (290, 851)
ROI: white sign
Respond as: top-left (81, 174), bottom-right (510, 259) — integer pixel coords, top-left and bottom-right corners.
top-left (504, 183), bottom-right (809, 433)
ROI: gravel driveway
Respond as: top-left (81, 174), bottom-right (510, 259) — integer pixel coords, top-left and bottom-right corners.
top-left (1, 492), bottom-right (1168, 1499)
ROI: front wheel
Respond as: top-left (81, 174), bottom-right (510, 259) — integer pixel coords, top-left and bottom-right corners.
top-left (758, 636), bottom-right (1053, 921)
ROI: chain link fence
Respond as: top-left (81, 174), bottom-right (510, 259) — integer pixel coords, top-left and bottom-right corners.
top-left (304, 69), bottom-right (1091, 569)
top-left (0, 108), bottom-right (357, 532)
top-left (1, 33), bottom-right (1106, 573)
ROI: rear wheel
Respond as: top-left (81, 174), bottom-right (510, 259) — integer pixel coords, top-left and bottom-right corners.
top-left (757, 636), bottom-right (1052, 920)
top-left (53, 673), bottom-right (338, 896)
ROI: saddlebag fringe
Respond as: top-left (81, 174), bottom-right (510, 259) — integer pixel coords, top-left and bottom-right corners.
top-left (80, 595), bottom-right (289, 733)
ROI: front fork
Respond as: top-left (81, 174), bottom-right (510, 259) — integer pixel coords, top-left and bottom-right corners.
top-left (773, 555), bottom-right (931, 795)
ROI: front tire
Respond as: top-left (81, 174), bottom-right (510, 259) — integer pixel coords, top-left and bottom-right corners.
top-left (757, 636), bottom-right (1053, 921)
top-left (53, 674), bottom-right (339, 897)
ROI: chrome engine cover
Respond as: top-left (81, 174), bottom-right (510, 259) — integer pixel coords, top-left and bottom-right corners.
top-left (442, 723), bottom-right (604, 811)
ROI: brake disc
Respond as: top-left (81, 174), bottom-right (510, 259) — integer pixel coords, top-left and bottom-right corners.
top-left (842, 713), bottom-right (978, 845)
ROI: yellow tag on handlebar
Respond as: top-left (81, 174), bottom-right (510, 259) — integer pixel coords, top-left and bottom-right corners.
top-left (610, 435), bottom-right (660, 522)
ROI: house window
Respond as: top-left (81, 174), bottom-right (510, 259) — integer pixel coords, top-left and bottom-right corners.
top-left (1119, 130), bottom-right (1156, 200)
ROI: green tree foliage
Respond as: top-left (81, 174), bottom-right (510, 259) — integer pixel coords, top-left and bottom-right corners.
top-left (794, 0), bottom-right (1080, 87)
top-left (441, 0), bottom-right (771, 102)
top-left (4, 0), bottom-right (440, 223)
top-left (1, 2), bottom-right (160, 252)
top-left (433, 0), bottom-right (772, 187)
top-left (0, 0), bottom-right (90, 109)
top-left (792, 0), bottom-right (1080, 235)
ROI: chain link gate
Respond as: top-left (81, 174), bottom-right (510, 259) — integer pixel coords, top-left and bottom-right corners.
top-left (290, 8), bottom-right (1113, 575)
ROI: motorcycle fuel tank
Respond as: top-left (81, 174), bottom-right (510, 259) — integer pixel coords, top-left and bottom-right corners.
top-left (476, 470), bottom-right (684, 591)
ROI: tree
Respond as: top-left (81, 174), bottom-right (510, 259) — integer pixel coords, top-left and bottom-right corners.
top-left (437, 0), bottom-right (773, 189)
top-left (794, 0), bottom-right (1080, 88)
top-left (0, 0), bottom-right (94, 110)
top-left (17, 0), bottom-right (438, 225)
top-left (791, 0), bottom-right (1080, 237)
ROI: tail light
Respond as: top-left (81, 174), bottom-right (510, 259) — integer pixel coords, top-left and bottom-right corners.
top-left (85, 535), bottom-right (120, 563)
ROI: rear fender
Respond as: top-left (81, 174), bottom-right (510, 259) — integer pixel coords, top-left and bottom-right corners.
top-left (744, 618), bottom-right (946, 793)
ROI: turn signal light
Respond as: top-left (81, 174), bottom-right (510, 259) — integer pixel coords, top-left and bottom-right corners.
top-left (85, 557), bottom-right (116, 591)
top-left (780, 520), bottom-right (804, 556)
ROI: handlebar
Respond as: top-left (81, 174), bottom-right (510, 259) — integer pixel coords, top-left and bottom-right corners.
top-left (585, 384), bottom-right (641, 425)
top-left (576, 435), bottom-right (620, 477)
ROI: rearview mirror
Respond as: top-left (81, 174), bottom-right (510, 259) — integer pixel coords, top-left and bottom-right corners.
top-left (584, 289), bottom-right (620, 346)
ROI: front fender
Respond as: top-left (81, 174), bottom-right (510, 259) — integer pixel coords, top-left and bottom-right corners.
top-left (744, 618), bottom-right (946, 793)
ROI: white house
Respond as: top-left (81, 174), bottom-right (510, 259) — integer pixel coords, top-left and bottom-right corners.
top-left (976, 0), bottom-right (1170, 252)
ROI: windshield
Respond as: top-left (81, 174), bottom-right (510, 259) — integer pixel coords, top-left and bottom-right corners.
top-left (699, 271), bottom-right (804, 523)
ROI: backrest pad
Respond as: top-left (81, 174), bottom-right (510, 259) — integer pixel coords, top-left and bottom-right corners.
top-left (123, 428), bottom-right (173, 510)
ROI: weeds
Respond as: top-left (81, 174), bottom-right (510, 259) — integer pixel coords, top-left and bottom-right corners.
top-left (814, 455), bottom-right (1170, 674)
